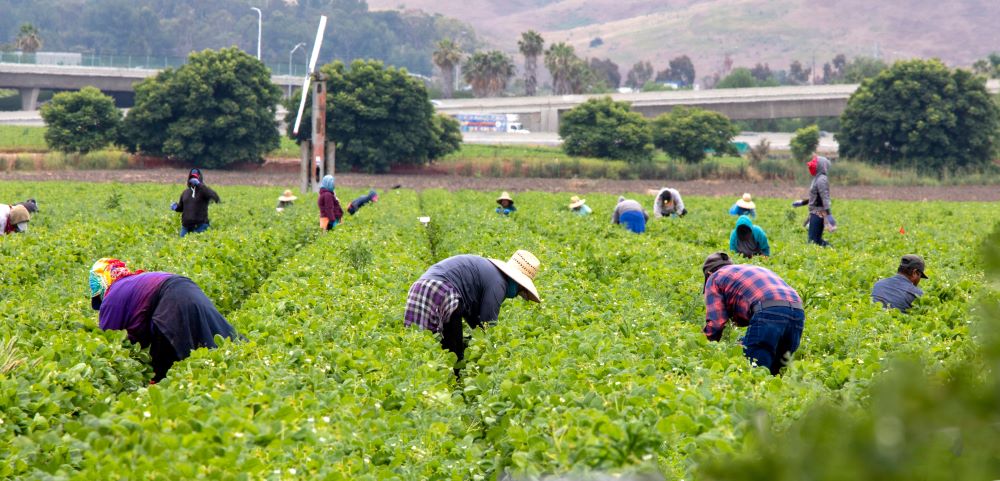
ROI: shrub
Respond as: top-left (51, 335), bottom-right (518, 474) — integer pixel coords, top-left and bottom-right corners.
top-left (428, 114), bottom-right (463, 161)
top-left (559, 97), bottom-right (653, 162)
top-left (748, 138), bottom-right (771, 165)
top-left (790, 124), bottom-right (820, 161)
top-left (651, 106), bottom-right (738, 163)
top-left (40, 87), bottom-right (121, 154)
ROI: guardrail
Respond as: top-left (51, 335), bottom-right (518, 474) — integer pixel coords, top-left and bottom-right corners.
top-left (0, 52), bottom-right (310, 76)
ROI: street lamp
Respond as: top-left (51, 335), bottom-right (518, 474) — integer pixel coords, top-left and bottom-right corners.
top-left (251, 7), bottom-right (262, 60)
top-left (288, 42), bottom-right (306, 97)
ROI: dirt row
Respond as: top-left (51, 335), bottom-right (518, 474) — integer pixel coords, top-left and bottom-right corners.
top-left (3, 168), bottom-right (1000, 202)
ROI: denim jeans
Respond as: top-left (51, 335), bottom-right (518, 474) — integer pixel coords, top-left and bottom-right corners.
top-left (808, 214), bottom-right (828, 246)
top-left (180, 222), bottom-right (210, 237)
top-left (742, 306), bottom-right (805, 375)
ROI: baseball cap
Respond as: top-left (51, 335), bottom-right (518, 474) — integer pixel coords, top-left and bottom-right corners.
top-left (899, 254), bottom-right (928, 279)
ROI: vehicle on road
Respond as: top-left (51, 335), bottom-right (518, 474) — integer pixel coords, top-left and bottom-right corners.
top-left (452, 113), bottom-right (530, 134)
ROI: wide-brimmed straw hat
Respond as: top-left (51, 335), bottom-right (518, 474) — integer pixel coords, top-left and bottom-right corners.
top-left (278, 189), bottom-right (298, 202)
top-left (568, 195), bottom-right (586, 209)
top-left (496, 191), bottom-right (514, 204)
top-left (489, 250), bottom-right (541, 302)
top-left (735, 193), bottom-right (755, 210)
top-left (9, 204), bottom-right (30, 232)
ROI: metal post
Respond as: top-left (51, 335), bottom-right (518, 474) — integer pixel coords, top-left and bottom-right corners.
top-left (299, 140), bottom-right (311, 194)
top-left (251, 7), bottom-right (262, 60)
top-left (311, 73), bottom-right (327, 192)
top-left (288, 42), bottom-right (305, 97)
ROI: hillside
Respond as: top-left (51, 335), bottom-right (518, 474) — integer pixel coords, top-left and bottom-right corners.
top-left (370, 0), bottom-right (1000, 83)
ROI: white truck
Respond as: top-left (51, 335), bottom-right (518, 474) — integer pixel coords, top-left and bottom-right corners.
top-left (452, 113), bottom-right (530, 134)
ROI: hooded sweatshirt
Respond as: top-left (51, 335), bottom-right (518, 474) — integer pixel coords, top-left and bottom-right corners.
top-left (653, 188), bottom-right (685, 218)
top-left (174, 170), bottom-right (220, 229)
top-left (729, 215), bottom-right (770, 258)
top-left (318, 176), bottom-right (343, 221)
top-left (808, 156), bottom-right (831, 216)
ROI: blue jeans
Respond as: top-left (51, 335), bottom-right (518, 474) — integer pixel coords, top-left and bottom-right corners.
top-left (808, 214), bottom-right (828, 246)
top-left (180, 222), bottom-right (210, 237)
top-left (742, 306), bottom-right (805, 375)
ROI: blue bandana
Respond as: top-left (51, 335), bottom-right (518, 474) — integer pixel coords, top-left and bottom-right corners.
top-left (505, 277), bottom-right (520, 299)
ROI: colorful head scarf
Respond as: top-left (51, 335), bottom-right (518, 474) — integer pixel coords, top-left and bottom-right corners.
top-left (89, 258), bottom-right (144, 302)
top-left (321, 175), bottom-right (335, 191)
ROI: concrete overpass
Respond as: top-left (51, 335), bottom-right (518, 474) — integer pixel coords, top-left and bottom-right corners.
top-left (437, 79), bottom-right (1000, 133)
top-left (0, 63), bottom-right (301, 110)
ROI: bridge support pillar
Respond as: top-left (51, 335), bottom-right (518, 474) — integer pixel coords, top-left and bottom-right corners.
top-left (540, 107), bottom-right (560, 133)
top-left (19, 88), bottom-right (40, 111)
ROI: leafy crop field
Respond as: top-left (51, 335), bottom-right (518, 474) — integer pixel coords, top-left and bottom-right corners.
top-left (0, 180), bottom-right (997, 479)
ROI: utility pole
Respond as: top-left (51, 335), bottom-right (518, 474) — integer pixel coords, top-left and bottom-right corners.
top-left (251, 7), bottom-right (262, 60)
top-left (288, 42), bottom-right (306, 97)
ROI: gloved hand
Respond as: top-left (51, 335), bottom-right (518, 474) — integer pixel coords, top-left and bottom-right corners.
top-left (170, 202), bottom-right (178, 211)
top-left (679, 208), bottom-right (688, 217)
top-left (791, 200), bottom-right (807, 207)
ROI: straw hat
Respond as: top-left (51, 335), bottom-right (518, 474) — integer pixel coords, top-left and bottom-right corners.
top-left (568, 195), bottom-right (586, 209)
top-left (496, 192), bottom-right (514, 205)
top-left (489, 250), bottom-right (541, 302)
top-left (9, 204), bottom-right (30, 232)
top-left (735, 193), bottom-right (755, 210)
top-left (278, 189), bottom-right (298, 202)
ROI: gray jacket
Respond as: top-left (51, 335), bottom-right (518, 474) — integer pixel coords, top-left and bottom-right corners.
top-left (653, 188), bottom-right (685, 218)
top-left (612, 197), bottom-right (648, 224)
top-left (808, 156), bottom-right (831, 216)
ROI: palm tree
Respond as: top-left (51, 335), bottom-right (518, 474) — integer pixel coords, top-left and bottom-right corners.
top-left (545, 42), bottom-right (581, 95)
top-left (14, 23), bottom-right (42, 54)
top-left (518, 31), bottom-right (544, 96)
top-left (463, 50), bottom-right (515, 97)
top-left (432, 39), bottom-right (462, 99)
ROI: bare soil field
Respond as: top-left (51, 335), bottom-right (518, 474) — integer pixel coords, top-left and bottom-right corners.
top-left (3, 168), bottom-right (999, 202)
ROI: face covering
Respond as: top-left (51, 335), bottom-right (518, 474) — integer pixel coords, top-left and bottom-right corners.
top-left (505, 278), bottom-right (520, 299)
top-left (808, 158), bottom-right (818, 176)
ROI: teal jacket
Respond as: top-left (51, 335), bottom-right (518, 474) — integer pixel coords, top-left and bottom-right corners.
top-left (729, 215), bottom-right (770, 257)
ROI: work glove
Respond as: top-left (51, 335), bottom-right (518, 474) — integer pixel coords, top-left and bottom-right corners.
top-left (791, 199), bottom-right (807, 207)
top-left (170, 202), bottom-right (178, 211)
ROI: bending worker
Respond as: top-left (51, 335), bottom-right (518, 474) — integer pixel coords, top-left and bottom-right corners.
top-left (702, 252), bottom-right (804, 375)
top-left (1, 203), bottom-right (31, 235)
top-left (568, 196), bottom-right (592, 216)
top-left (404, 250), bottom-right (541, 370)
top-left (89, 258), bottom-right (239, 383)
top-left (871, 254), bottom-right (927, 312)
top-left (653, 187), bottom-right (687, 218)
top-left (729, 215), bottom-right (770, 258)
top-left (613, 196), bottom-right (649, 234)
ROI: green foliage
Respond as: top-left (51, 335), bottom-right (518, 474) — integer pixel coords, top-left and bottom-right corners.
top-left (625, 61), bottom-right (654, 89)
top-left (39, 87), bottom-right (121, 154)
top-left (790, 124), bottom-right (820, 161)
top-left (121, 47), bottom-right (281, 168)
top-left (559, 97), bottom-right (653, 162)
top-left (463, 50), bottom-right (515, 97)
top-left (651, 106), bottom-right (739, 163)
top-left (428, 114), bottom-right (463, 160)
top-left (840, 56), bottom-right (889, 84)
top-left (838, 59), bottom-right (1000, 175)
top-left (716, 67), bottom-right (778, 88)
top-left (545, 43), bottom-right (596, 94)
top-left (286, 60), bottom-right (440, 173)
top-left (972, 52), bottom-right (1000, 78)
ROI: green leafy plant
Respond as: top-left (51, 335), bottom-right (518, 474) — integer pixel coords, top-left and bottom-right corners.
top-left (559, 96), bottom-right (653, 162)
top-left (651, 106), bottom-right (738, 163)
top-left (790, 124), bottom-right (820, 161)
top-left (39, 87), bottom-right (121, 154)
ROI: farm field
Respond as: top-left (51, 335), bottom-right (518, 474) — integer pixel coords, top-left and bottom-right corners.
top-left (1, 180), bottom-right (998, 479)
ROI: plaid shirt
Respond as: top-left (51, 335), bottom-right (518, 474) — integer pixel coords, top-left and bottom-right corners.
top-left (404, 278), bottom-right (461, 334)
top-left (703, 264), bottom-right (801, 341)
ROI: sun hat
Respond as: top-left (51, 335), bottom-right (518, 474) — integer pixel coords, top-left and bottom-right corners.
top-left (735, 193), bottom-right (755, 210)
top-left (569, 195), bottom-right (586, 209)
top-left (496, 192), bottom-right (514, 205)
top-left (899, 254), bottom-right (929, 279)
top-left (278, 189), bottom-right (298, 202)
top-left (489, 250), bottom-right (541, 302)
top-left (9, 204), bottom-right (30, 231)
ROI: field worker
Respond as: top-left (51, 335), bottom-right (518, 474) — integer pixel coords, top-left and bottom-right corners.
top-left (612, 196), bottom-right (648, 233)
top-left (171, 168), bottom-right (220, 237)
top-left (871, 254), bottom-right (928, 312)
top-left (653, 187), bottom-right (687, 218)
top-left (801, 155), bottom-right (832, 246)
top-left (347, 189), bottom-right (379, 215)
top-left (1, 204), bottom-right (31, 235)
top-left (496, 192), bottom-right (517, 216)
top-left (404, 250), bottom-right (541, 368)
top-left (729, 215), bottom-right (770, 258)
top-left (317, 175), bottom-right (343, 230)
top-left (729, 193), bottom-right (756, 218)
top-left (276, 189), bottom-right (297, 212)
top-left (568, 195), bottom-right (591, 216)
top-left (702, 252), bottom-right (804, 375)
top-left (14, 198), bottom-right (38, 214)
top-left (89, 258), bottom-right (239, 383)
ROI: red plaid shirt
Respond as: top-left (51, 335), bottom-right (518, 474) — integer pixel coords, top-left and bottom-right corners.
top-left (703, 264), bottom-right (801, 341)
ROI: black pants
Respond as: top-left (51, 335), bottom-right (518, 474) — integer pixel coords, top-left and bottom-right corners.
top-left (149, 326), bottom-right (181, 383)
top-left (808, 214), bottom-right (829, 246)
top-left (440, 313), bottom-right (479, 377)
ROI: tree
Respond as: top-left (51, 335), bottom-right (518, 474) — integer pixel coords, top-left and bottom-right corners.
top-left (286, 60), bottom-right (446, 173)
top-left (838, 59), bottom-right (1000, 174)
top-left (716, 68), bottom-right (757, 88)
top-left (750, 63), bottom-right (773, 83)
top-left (428, 114), bottom-right (462, 160)
top-left (463, 50), bottom-right (515, 97)
top-left (789, 124), bottom-right (820, 161)
top-left (545, 42), bottom-right (584, 95)
top-left (667, 55), bottom-right (696, 87)
top-left (788, 60), bottom-right (811, 85)
top-left (625, 61), bottom-right (654, 89)
top-left (588, 57), bottom-right (621, 89)
top-left (651, 107), bottom-right (738, 163)
top-left (972, 52), bottom-right (1000, 78)
top-left (559, 97), bottom-right (652, 162)
top-left (121, 47), bottom-right (281, 167)
top-left (840, 56), bottom-right (887, 83)
top-left (432, 39), bottom-right (462, 99)
top-left (14, 23), bottom-right (42, 53)
top-left (40, 87), bottom-right (121, 154)
top-left (518, 30), bottom-right (544, 96)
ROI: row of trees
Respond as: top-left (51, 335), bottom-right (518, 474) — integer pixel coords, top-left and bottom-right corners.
top-left (40, 48), bottom-right (461, 172)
